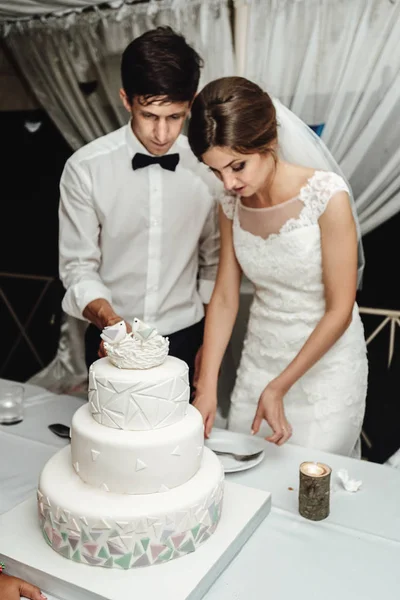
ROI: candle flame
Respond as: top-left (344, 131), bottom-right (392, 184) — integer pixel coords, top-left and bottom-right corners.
top-left (302, 462), bottom-right (325, 476)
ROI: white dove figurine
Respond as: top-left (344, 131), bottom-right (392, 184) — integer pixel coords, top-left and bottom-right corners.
top-left (100, 320), bottom-right (127, 344)
top-left (132, 317), bottom-right (158, 341)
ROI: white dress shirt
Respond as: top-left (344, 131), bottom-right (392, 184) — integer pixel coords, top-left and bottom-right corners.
top-left (59, 123), bottom-right (221, 335)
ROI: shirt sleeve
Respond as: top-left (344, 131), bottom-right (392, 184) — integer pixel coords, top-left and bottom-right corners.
top-left (197, 195), bottom-right (220, 305)
top-left (59, 158), bottom-right (113, 320)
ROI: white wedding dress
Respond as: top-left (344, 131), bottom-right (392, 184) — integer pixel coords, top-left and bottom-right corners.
top-left (223, 171), bottom-right (368, 456)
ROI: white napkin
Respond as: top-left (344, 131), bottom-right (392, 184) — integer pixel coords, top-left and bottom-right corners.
top-left (337, 468), bottom-right (362, 492)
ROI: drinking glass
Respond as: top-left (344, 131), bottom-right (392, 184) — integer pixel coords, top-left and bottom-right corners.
top-left (0, 384), bottom-right (25, 424)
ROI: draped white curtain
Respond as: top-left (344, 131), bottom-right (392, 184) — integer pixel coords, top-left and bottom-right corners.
top-left (0, 1), bottom-right (111, 21)
top-left (0, 0), bottom-right (235, 393)
top-left (234, 0), bottom-right (400, 235)
top-left (1, 0), bottom-right (235, 150)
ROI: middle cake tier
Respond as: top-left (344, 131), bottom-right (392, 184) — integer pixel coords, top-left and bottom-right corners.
top-left (71, 404), bottom-right (204, 494)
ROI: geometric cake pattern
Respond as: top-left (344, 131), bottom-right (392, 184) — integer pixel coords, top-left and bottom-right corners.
top-left (38, 352), bottom-right (225, 571)
top-left (88, 368), bottom-right (189, 431)
top-left (38, 475), bottom-right (224, 569)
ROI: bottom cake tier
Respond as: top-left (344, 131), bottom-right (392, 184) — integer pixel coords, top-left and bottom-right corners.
top-left (38, 446), bottom-right (224, 569)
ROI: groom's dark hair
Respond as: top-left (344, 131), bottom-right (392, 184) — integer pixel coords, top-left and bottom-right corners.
top-left (121, 26), bottom-right (203, 105)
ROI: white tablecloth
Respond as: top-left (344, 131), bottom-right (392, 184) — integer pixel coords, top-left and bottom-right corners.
top-left (1, 378), bottom-right (399, 600)
top-left (0, 379), bottom-right (84, 514)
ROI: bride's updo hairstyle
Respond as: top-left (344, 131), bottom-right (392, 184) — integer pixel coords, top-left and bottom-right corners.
top-left (188, 76), bottom-right (277, 160)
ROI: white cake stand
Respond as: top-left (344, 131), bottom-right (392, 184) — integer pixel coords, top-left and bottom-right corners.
top-left (0, 481), bottom-right (271, 600)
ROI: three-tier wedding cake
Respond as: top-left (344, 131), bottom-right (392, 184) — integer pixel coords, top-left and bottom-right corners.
top-left (37, 319), bottom-right (224, 569)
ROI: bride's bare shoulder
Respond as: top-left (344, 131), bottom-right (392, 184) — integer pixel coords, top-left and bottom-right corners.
top-left (291, 164), bottom-right (317, 183)
top-left (279, 163), bottom-right (317, 194)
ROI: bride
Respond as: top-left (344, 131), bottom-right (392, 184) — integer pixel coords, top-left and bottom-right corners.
top-left (188, 76), bottom-right (368, 456)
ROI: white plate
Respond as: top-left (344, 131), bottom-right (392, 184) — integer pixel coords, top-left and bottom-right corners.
top-left (215, 450), bottom-right (265, 473)
top-left (205, 428), bottom-right (266, 473)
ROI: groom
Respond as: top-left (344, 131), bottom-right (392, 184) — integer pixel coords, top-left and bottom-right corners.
top-left (58, 27), bottom-right (222, 395)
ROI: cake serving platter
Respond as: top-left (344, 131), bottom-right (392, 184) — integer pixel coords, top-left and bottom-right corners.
top-left (1, 481), bottom-right (272, 600)
top-left (205, 429), bottom-right (266, 473)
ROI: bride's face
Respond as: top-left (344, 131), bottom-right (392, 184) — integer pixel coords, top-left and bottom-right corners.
top-left (202, 146), bottom-right (274, 197)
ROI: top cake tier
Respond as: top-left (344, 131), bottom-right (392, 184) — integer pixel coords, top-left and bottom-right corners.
top-left (88, 356), bottom-right (190, 431)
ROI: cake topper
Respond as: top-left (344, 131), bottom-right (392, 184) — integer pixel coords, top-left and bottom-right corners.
top-left (102, 318), bottom-right (169, 369)
top-left (132, 318), bottom-right (158, 341)
top-left (100, 321), bottom-right (127, 344)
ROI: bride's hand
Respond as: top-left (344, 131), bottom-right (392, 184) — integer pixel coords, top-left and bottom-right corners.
top-left (251, 381), bottom-right (292, 445)
top-left (192, 387), bottom-right (217, 439)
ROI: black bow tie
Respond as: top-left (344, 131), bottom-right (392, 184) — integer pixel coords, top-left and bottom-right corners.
top-left (132, 152), bottom-right (180, 172)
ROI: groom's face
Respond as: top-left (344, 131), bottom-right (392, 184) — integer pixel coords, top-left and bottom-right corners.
top-left (121, 91), bottom-right (190, 155)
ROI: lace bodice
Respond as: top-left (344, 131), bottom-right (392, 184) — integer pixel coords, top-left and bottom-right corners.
top-left (220, 170), bottom-right (349, 240)
top-left (222, 170), bottom-right (367, 456)
top-left (226, 169), bottom-right (355, 326)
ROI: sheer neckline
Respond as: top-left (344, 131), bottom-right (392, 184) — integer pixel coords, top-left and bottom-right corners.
top-left (239, 169), bottom-right (320, 212)
top-left (240, 195), bottom-right (299, 212)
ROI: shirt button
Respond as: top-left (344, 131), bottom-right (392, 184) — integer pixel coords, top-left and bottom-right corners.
top-left (151, 219), bottom-right (158, 226)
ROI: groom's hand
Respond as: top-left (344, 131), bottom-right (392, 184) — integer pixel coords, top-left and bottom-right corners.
top-left (97, 316), bottom-right (132, 358)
